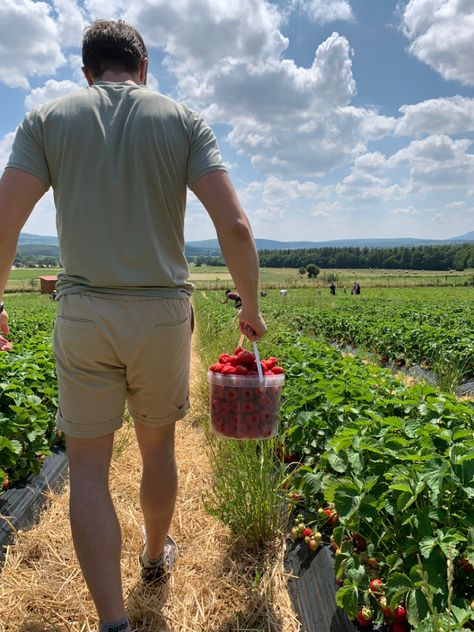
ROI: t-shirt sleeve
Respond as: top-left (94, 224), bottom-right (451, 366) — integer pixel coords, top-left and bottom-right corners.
top-left (186, 112), bottom-right (227, 187)
top-left (6, 111), bottom-right (51, 187)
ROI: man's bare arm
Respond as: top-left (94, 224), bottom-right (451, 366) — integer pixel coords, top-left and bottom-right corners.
top-left (191, 170), bottom-right (267, 340)
top-left (0, 168), bottom-right (48, 344)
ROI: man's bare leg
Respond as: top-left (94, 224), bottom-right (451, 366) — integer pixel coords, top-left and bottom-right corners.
top-left (66, 432), bottom-right (127, 624)
top-left (133, 421), bottom-right (177, 559)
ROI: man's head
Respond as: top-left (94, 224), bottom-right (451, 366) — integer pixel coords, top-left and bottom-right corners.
top-left (82, 20), bottom-right (148, 83)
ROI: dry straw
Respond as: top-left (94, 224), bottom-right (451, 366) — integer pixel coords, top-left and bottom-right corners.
top-left (0, 342), bottom-right (300, 632)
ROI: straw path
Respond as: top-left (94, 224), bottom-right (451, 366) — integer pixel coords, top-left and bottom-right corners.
top-left (0, 336), bottom-right (300, 632)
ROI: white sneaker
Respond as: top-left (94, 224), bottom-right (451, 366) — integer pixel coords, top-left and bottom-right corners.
top-left (139, 529), bottom-right (177, 585)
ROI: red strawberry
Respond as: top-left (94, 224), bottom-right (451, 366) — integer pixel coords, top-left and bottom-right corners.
top-left (235, 365), bottom-right (249, 375)
top-left (233, 345), bottom-right (244, 355)
top-left (393, 606), bottom-right (407, 623)
top-left (218, 353), bottom-right (232, 364)
top-left (221, 364), bottom-right (237, 374)
top-left (230, 400), bottom-right (240, 413)
top-left (225, 388), bottom-right (238, 401)
top-left (271, 366), bottom-right (285, 374)
top-left (237, 350), bottom-right (255, 366)
top-left (258, 394), bottom-right (272, 407)
top-left (242, 401), bottom-right (256, 413)
top-left (213, 385), bottom-right (226, 398)
top-left (357, 607), bottom-right (373, 628)
top-left (369, 578), bottom-right (383, 593)
top-left (219, 401), bottom-right (230, 414)
top-left (209, 363), bottom-right (224, 372)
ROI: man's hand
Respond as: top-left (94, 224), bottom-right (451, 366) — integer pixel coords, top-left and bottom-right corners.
top-left (238, 306), bottom-right (267, 342)
top-left (0, 308), bottom-right (12, 351)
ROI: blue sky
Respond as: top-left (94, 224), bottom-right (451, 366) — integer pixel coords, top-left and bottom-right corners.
top-left (0, 0), bottom-right (473, 242)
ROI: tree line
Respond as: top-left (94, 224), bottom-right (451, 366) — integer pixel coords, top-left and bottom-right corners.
top-left (190, 243), bottom-right (474, 271)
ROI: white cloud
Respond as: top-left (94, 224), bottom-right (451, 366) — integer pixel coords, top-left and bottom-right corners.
top-left (401, 0), bottom-right (474, 86)
top-left (342, 106), bottom-right (396, 140)
top-left (207, 34), bottom-right (362, 176)
top-left (24, 79), bottom-right (84, 110)
top-left (292, 0), bottom-right (354, 24)
top-left (0, 131), bottom-right (16, 171)
top-left (0, 0), bottom-right (65, 89)
top-left (336, 171), bottom-right (402, 201)
top-left (353, 152), bottom-right (388, 172)
top-left (445, 200), bottom-right (466, 209)
top-left (396, 96), bottom-right (474, 136)
top-left (389, 134), bottom-right (474, 191)
top-left (390, 206), bottom-right (419, 215)
top-left (127, 0), bottom-right (288, 73)
top-left (51, 0), bottom-right (87, 48)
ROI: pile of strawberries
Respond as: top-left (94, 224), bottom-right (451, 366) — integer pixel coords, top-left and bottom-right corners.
top-left (208, 346), bottom-right (285, 439)
top-left (209, 345), bottom-right (285, 376)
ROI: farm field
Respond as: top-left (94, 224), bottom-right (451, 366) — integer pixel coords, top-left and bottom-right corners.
top-left (1, 288), bottom-right (474, 631)
top-left (192, 266), bottom-right (474, 289)
top-left (5, 265), bottom-right (474, 293)
top-left (194, 288), bottom-right (474, 631)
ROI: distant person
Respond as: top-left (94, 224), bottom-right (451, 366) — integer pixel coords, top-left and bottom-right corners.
top-left (279, 289), bottom-right (288, 297)
top-left (223, 288), bottom-right (242, 308)
top-left (50, 289), bottom-right (58, 301)
top-left (330, 281), bottom-right (336, 296)
top-left (260, 290), bottom-right (267, 297)
top-left (356, 282), bottom-right (361, 295)
top-left (351, 282), bottom-right (357, 295)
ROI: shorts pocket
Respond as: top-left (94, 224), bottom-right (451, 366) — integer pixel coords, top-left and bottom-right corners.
top-left (57, 315), bottom-right (96, 329)
top-left (153, 299), bottom-right (191, 328)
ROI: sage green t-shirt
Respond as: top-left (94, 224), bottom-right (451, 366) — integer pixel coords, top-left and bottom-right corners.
top-left (7, 82), bottom-right (227, 297)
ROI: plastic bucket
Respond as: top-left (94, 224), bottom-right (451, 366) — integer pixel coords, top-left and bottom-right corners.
top-left (208, 370), bottom-right (285, 440)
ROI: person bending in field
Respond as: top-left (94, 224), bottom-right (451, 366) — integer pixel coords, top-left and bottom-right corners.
top-left (223, 288), bottom-right (242, 308)
top-left (0, 19), bottom-right (266, 632)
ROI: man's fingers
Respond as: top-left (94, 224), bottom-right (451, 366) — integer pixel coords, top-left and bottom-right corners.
top-left (0, 336), bottom-right (13, 351)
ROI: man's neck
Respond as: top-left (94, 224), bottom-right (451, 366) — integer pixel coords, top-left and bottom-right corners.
top-left (95, 71), bottom-right (140, 84)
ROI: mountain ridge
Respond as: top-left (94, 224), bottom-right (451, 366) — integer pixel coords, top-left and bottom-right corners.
top-left (18, 230), bottom-right (474, 254)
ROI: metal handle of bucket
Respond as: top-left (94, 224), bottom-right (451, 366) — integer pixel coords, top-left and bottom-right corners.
top-left (238, 333), bottom-right (264, 384)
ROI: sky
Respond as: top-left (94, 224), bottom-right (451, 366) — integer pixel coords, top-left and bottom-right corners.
top-left (0, 0), bottom-right (473, 243)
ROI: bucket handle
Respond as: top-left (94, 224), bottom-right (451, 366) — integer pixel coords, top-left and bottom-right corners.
top-left (238, 333), bottom-right (264, 383)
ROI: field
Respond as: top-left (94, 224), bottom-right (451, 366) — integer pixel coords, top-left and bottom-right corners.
top-left (194, 287), bottom-right (474, 631)
top-left (1, 286), bottom-right (473, 631)
top-left (5, 265), bottom-right (474, 293)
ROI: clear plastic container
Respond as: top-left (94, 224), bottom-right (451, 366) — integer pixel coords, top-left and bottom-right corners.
top-left (208, 370), bottom-right (285, 440)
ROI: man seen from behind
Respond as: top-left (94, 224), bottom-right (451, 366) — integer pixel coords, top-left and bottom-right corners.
top-left (0, 20), bottom-right (267, 632)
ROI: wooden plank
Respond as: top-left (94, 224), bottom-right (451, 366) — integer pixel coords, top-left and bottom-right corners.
top-left (0, 448), bottom-right (69, 565)
top-left (285, 539), bottom-right (355, 632)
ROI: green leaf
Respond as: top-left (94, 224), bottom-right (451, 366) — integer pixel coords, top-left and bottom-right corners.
top-left (327, 451), bottom-right (347, 473)
top-left (335, 584), bottom-right (358, 618)
top-left (407, 588), bottom-right (430, 625)
top-left (419, 537), bottom-right (436, 559)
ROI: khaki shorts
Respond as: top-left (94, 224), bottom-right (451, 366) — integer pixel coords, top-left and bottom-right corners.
top-left (53, 293), bottom-right (193, 439)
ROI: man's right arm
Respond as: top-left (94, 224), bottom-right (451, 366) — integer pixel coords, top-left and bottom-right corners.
top-left (191, 170), bottom-right (267, 341)
top-left (0, 168), bottom-right (48, 348)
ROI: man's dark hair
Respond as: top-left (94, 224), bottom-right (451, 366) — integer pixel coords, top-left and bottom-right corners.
top-left (82, 20), bottom-right (148, 79)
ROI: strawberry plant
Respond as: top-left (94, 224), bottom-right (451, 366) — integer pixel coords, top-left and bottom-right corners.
top-left (0, 295), bottom-right (60, 491)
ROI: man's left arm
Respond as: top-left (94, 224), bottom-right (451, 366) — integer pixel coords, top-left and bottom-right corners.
top-left (0, 168), bottom-right (49, 349)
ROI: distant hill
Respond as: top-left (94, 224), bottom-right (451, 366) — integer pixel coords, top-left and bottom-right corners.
top-left (18, 233), bottom-right (59, 246)
top-left (450, 230), bottom-right (474, 241)
top-left (186, 231), bottom-right (474, 254)
top-left (18, 230), bottom-right (474, 258)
